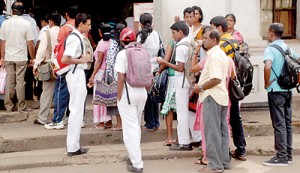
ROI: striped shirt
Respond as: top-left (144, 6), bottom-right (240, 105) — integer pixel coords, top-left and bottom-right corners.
top-left (219, 33), bottom-right (239, 59)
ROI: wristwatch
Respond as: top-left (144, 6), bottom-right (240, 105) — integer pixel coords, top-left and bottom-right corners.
top-left (198, 85), bottom-right (204, 92)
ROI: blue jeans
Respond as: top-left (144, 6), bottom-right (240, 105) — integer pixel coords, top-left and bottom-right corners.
top-left (144, 94), bottom-right (160, 129)
top-left (52, 75), bottom-right (69, 123)
top-left (268, 91), bottom-right (292, 161)
top-left (230, 100), bottom-right (246, 156)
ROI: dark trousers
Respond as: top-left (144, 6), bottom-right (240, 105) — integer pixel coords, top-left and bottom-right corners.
top-left (268, 91), bottom-right (293, 160)
top-left (144, 94), bottom-right (160, 129)
top-left (230, 100), bottom-right (246, 155)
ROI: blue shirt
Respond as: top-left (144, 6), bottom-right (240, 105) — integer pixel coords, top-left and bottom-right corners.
top-left (263, 40), bottom-right (299, 92)
top-left (0, 15), bottom-right (6, 28)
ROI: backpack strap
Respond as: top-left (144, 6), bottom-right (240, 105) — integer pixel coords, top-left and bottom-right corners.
top-left (221, 38), bottom-right (238, 52)
top-left (176, 41), bottom-right (192, 88)
top-left (269, 44), bottom-right (288, 80)
top-left (44, 29), bottom-right (52, 62)
top-left (64, 32), bottom-right (84, 74)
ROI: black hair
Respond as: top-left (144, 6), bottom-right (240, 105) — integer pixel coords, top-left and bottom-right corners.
top-left (170, 21), bottom-right (189, 36)
top-left (183, 7), bottom-right (194, 16)
top-left (48, 13), bottom-right (61, 26)
top-left (225, 13), bottom-right (236, 23)
top-left (75, 12), bottom-right (91, 28)
top-left (208, 29), bottom-right (221, 43)
top-left (269, 23), bottom-right (284, 38)
top-left (210, 16), bottom-right (228, 32)
top-left (137, 12), bottom-right (153, 44)
top-left (11, 1), bottom-right (24, 15)
top-left (192, 6), bottom-right (204, 23)
top-left (99, 23), bottom-right (112, 41)
top-left (0, 0), bottom-right (5, 15)
top-left (67, 5), bottom-right (79, 19)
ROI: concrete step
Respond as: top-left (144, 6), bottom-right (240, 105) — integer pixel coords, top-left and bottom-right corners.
top-left (1, 135), bottom-right (300, 171)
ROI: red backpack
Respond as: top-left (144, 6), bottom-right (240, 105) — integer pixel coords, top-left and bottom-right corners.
top-left (125, 42), bottom-right (153, 87)
top-left (50, 32), bottom-right (83, 76)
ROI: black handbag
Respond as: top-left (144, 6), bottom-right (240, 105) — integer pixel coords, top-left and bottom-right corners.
top-left (228, 77), bottom-right (245, 102)
top-left (157, 33), bottom-right (165, 58)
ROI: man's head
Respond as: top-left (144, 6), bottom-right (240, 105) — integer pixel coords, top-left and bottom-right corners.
top-left (48, 13), bottom-right (61, 27)
top-left (210, 16), bottom-right (228, 34)
top-left (66, 5), bottom-right (79, 20)
top-left (203, 28), bottom-right (220, 50)
top-left (183, 7), bottom-right (194, 27)
top-left (11, 1), bottom-right (24, 16)
top-left (267, 23), bottom-right (284, 42)
top-left (120, 27), bottom-right (136, 45)
top-left (75, 13), bottom-right (91, 34)
top-left (170, 21), bottom-right (189, 42)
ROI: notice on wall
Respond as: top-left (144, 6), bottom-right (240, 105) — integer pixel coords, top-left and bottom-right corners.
top-left (133, 3), bottom-right (154, 34)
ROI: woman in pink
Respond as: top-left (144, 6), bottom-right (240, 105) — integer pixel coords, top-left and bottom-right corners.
top-left (88, 23), bottom-right (121, 130)
top-left (226, 13), bottom-right (244, 45)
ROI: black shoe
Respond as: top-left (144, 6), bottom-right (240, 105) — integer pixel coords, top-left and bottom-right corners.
top-left (231, 151), bottom-right (247, 161)
top-left (189, 140), bottom-right (201, 147)
top-left (170, 144), bottom-right (192, 151)
top-left (67, 147), bottom-right (89, 156)
top-left (127, 164), bottom-right (143, 173)
top-left (33, 119), bottom-right (45, 125)
top-left (126, 158), bottom-right (133, 165)
top-left (263, 156), bottom-right (288, 166)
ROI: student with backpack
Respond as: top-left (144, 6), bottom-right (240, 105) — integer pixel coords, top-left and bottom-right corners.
top-left (115, 27), bottom-right (149, 173)
top-left (210, 16), bottom-right (247, 161)
top-left (136, 13), bottom-right (161, 132)
top-left (263, 23), bottom-right (300, 166)
top-left (157, 21), bottom-right (193, 151)
top-left (61, 13), bottom-right (91, 156)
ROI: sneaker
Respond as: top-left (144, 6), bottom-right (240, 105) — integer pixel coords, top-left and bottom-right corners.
top-left (127, 164), bottom-right (143, 173)
top-left (170, 144), bottom-right (192, 151)
top-left (44, 122), bottom-right (64, 130)
top-left (63, 117), bottom-right (69, 126)
top-left (263, 157), bottom-right (288, 166)
top-left (81, 121), bottom-right (85, 128)
top-left (33, 119), bottom-right (45, 125)
top-left (288, 157), bottom-right (293, 164)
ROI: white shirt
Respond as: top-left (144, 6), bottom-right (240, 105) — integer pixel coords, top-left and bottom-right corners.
top-left (0, 15), bottom-right (34, 61)
top-left (22, 14), bottom-right (39, 45)
top-left (37, 25), bottom-right (50, 41)
top-left (174, 37), bottom-right (190, 76)
top-left (34, 26), bottom-right (59, 68)
top-left (137, 30), bottom-right (160, 72)
top-left (63, 29), bottom-right (87, 70)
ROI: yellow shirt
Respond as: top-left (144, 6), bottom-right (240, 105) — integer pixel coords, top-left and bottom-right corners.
top-left (219, 33), bottom-right (239, 59)
top-left (198, 45), bottom-right (229, 106)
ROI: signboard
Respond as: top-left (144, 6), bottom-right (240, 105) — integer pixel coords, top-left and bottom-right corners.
top-left (133, 3), bottom-right (154, 34)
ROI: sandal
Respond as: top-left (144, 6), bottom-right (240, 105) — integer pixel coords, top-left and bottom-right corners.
top-left (163, 140), bottom-right (177, 146)
top-left (195, 156), bottom-right (208, 165)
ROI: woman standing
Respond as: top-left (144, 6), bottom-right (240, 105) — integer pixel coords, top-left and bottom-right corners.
top-left (226, 13), bottom-right (244, 45)
top-left (88, 23), bottom-right (121, 130)
top-left (136, 13), bottom-right (161, 131)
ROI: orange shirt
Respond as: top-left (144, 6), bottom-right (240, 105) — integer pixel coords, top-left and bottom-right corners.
top-left (57, 19), bottom-right (75, 42)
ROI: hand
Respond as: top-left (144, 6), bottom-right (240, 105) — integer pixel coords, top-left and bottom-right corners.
top-left (157, 57), bottom-right (166, 65)
top-left (88, 76), bottom-right (94, 84)
top-left (192, 84), bottom-right (201, 94)
top-left (264, 78), bottom-right (276, 89)
top-left (87, 82), bottom-right (93, 88)
top-left (33, 68), bottom-right (38, 76)
top-left (174, 16), bottom-right (180, 23)
top-left (194, 42), bottom-right (202, 55)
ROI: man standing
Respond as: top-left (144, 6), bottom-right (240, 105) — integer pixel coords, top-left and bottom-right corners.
top-left (61, 13), bottom-right (91, 156)
top-left (263, 23), bottom-right (300, 166)
top-left (0, 1), bottom-right (35, 112)
top-left (210, 15), bottom-right (247, 161)
top-left (193, 28), bottom-right (230, 172)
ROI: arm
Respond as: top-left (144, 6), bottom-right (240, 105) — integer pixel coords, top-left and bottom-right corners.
top-left (264, 59), bottom-right (273, 89)
top-left (117, 72), bottom-right (125, 101)
top-left (0, 40), bottom-right (5, 67)
top-left (157, 58), bottom-right (185, 72)
top-left (61, 54), bottom-right (91, 65)
top-left (157, 42), bottom-right (173, 74)
top-left (27, 40), bottom-right (36, 67)
top-left (192, 78), bottom-right (221, 93)
top-left (88, 51), bottom-right (104, 84)
top-left (191, 43), bottom-right (202, 73)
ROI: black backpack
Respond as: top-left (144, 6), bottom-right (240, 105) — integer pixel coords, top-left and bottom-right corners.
top-left (270, 44), bottom-right (300, 92)
top-left (222, 38), bottom-right (254, 97)
top-left (149, 69), bottom-right (168, 103)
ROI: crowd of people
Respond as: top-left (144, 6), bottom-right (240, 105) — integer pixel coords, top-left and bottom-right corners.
top-left (0, 1), bottom-right (299, 173)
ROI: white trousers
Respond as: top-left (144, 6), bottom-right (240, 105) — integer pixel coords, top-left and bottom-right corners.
top-left (188, 111), bottom-right (202, 142)
top-left (117, 85), bottom-right (147, 169)
top-left (175, 76), bottom-right (191, 145)
top-left (66, 68), bottom-right (87, 152)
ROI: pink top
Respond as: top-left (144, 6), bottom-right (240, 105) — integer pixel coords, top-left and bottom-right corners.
top-left (231, 30), bottom-right (244, 45)
top-left (198, 58), bottom-right (206, 69)
top-left (93, 39), bottom-right (112, 70)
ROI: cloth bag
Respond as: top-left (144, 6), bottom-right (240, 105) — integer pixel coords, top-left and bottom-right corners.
top-left (37, 30), bottom-right (53, 81)
top-left (93, 75), bottom-right (117, 107)
top-left (0, 67), bottom-right (6, 94)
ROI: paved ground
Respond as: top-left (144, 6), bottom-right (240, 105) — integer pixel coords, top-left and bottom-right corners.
top-left (0, 156), bottom-right (299, 173)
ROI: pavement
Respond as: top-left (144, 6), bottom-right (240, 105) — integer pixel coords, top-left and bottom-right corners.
top-left (0, 94), bottom-right (300, 171)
